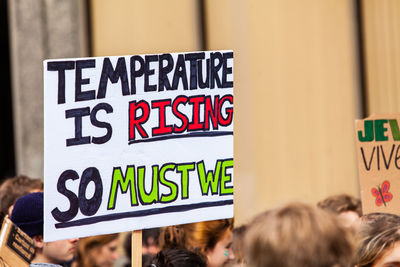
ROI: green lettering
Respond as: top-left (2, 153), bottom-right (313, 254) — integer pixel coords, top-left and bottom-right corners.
top-left (389, 119), bottom-right (400, 141)
top-left (375, 119), bottom-right (388, 141)
top-left (220, 159), bottom-right (234, 195)
top-left (358, 120), bottom-right (374, 142)
top-left (177, 163), bottom-right (195, 199)
top-left (159, 164), bottom-right (178, 203)
top-left (108, 166), bottom-right (138, 210)
top-left (197, 161), bottom-right (221, 195)
top-left (138, 166), bottom-right (158, 204)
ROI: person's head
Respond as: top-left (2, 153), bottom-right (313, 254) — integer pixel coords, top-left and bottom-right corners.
top-left (10, 192), bottom-right (78, 264)
top-left (75, 233), bottom-right (119, 267)
top-left (225, 225), bottom-right (247, 266)
top-left (149, 249), bottom-right (206, 267)
top-left (355, 213), bottom-right (400, 240)
top-left (0, 175), bottom-right (43, 220)
top-left (160, 219), bottom-right (234, 267)
top-left (317, 194), bottom-right (362, 228)
top-left (124, 228), bottom-right (161, 267)
top-left (244, 202), bottom-right (355, 267)
top-left (356, 213), bottom-right (400, 267)
top-left (143, 228), bottom-right (161, 254)
top-left (359, 212), bottom-right (400, 227)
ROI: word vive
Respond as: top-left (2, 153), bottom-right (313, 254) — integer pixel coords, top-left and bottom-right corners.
top-left (355, 114), bottom-right (400, 216)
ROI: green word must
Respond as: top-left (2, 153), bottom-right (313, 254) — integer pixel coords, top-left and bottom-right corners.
top-left (358, 119), bottom-right (400, 142)
top-left (107, 159), bottom-right (233, 210)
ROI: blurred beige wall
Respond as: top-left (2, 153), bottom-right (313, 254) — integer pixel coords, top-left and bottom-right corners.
top-left (90, 0), bottom-right (362, 225)
top-left (90, 0), bottom-right (202, 56)
top-left (361, 0), bottom-right (400, 113)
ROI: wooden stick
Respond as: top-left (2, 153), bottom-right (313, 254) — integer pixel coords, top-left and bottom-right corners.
top-left (131, 230), bottom-right (142, 267)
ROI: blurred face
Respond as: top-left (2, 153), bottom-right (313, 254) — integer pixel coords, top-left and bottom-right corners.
top-left (89, 238), bottom-right (119, 267)
top-left (142, 236), bottom-right (160, 255)
top-left (372, 242), bottom-right (400, 267)
top-left (43, 238), bottom-right (78, 264)
top-left (206, 230), bottom-right (234, 267)
top-left (338, 211), bottom-right (360, 228)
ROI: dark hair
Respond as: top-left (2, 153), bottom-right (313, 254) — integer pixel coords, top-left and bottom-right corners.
top-left (124, 228), bottom-right (161, 264)
top-left (143, 228), bottom-right (161, 247)
top-left (149, 249), bottom-right (206, 267)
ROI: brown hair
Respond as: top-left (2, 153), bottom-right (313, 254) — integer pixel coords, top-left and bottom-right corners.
top-left (359, 212), bottom-right (400, 227)
top-left (75, 234), bottom-right (119, 267)
top-left (244, 202), bottom-right (355, 267)
top-left (229, 225), bottom-right (247, 265)
top-left (317, 194), bottom-right (362, 216)
top-left (160, 219), bottom-right (233, 257)
top-left (356, 213), bottom-right (400, 267)
top-left (0, 175), bottom-right (43, 219)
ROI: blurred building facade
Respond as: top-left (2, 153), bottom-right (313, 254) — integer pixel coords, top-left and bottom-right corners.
top-left (3, 0), bottom-right (399, 224)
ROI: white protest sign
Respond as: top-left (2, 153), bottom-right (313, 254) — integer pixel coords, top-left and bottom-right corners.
top-left (43, 51), bottom-right (234, 241)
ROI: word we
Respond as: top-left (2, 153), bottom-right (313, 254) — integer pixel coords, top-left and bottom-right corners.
top-left (51, 159), bottom-right (233, 223)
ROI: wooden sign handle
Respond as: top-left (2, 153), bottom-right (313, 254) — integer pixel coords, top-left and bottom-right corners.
top-left (131, 230), bottom-right (142, 267)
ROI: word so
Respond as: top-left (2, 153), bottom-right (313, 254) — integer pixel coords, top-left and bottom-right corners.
top-left (51, 159), bottom-right (233, 223)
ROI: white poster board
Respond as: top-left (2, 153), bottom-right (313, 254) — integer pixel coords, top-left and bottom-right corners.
top-left (43, 51), bottom-right (234, 241)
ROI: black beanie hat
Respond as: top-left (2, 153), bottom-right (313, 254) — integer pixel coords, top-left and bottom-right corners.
top-left (11, 192), bottom-right (43, 238)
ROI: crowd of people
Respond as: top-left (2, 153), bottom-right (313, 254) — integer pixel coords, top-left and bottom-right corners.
top-left (0, 175), bottom-right (399, 267)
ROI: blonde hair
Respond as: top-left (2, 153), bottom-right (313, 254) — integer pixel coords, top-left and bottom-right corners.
top-left (356, 214), bottom-right (400, 267)
top-left (244, 202), bottom-right (355, 267)
top-left (160, 219), bottom-right (233, 257)
top-left (75, 234), bottom-right (119, 267)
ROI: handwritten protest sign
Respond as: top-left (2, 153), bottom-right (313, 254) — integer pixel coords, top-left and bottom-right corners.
top-left (44, 51), bottom-right (234, 241)
top-left (355, 114), bottom-right (400, 214)
top-left (0, 217), bottom-right (35, 266)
